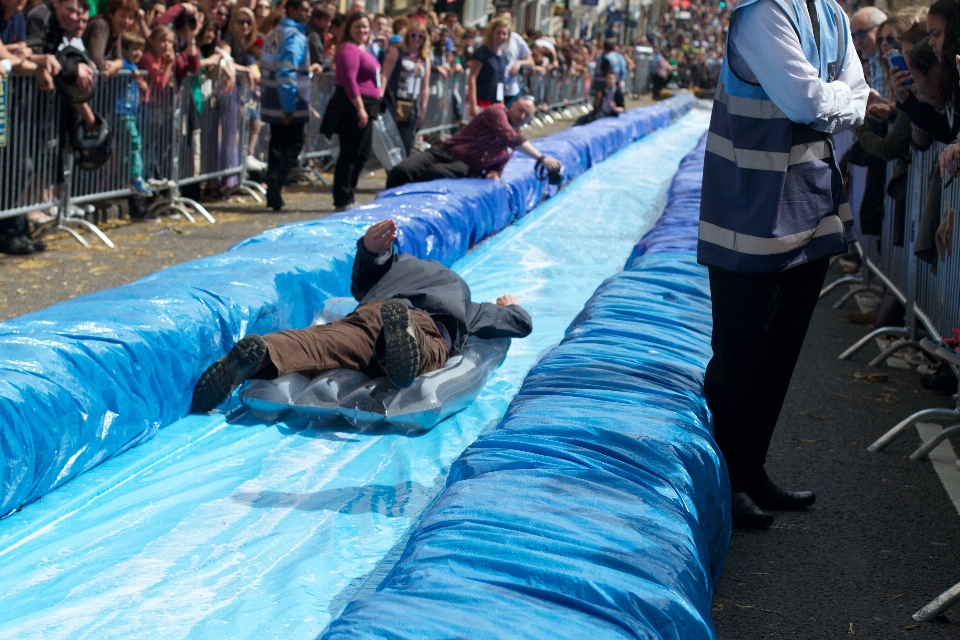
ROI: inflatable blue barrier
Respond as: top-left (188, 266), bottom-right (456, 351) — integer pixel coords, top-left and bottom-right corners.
top-left (0, 110), bottom-right (710, 639)
top-left (0, 93), bottom-right (695, 521)
top-left (322, 135), bottom-right (729, 640)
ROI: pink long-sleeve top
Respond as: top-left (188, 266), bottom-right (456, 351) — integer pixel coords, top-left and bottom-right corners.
top-left (334, 41), bottom-right (381, 100)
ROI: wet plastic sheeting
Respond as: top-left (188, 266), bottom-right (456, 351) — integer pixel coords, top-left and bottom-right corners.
top-left (629, 136), bottom-right (706, 260)
top-left (0, 106), bottom-right (708, 638)
top-left (324, 133), bottom-right (727, 640)
top-left (0, 93), bottom-right (695, 521)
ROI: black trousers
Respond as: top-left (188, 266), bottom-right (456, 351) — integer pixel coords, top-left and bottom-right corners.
top-left (385, 147), bottom-right (471, 189)
top-left (0, 215), bottom-right (28, 240)
top-left (703, 258), bottom-right (830, 492)
top-left (266, 122), bottom-right (305, 209)
top-left (652, 75), bottom-right (668, 98)
top-left (333, 97), bottom-right (380, 207)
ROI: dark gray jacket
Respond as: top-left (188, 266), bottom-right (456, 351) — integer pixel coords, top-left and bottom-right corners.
top-left (350, 239), bottom-right (532, 345)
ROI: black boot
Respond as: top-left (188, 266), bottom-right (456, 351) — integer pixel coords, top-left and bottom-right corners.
top-left (380, 299), bottom-right (420, 389)
top-left (265, 175), bottom-right (284, 211)
top-left (192, 335), bottom-right (268, 412)
top-left (0, 234), bottom-right (36, 255)
top-left (731, 492), bottom-right (774, 529)
top-left (748, 468), bottom-right (816, 511)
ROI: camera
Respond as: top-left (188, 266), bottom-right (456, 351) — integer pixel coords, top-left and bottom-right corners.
top-left (535, 157), bottom-right (564, 186)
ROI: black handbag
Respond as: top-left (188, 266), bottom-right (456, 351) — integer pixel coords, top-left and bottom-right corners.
top-left (320, 85), bottom-right (349, 138)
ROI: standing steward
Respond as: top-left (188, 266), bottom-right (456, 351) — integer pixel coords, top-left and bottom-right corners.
top-left (259, 0), bottom-right (311, 212)
top-left (698, 0), bottom-right (867, 529)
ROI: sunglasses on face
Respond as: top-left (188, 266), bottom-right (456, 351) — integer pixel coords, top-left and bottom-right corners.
top-left (257, 3), bottom-right (270, 8)
top-left (237, 19), bottom-right (252, 26)
top-left (217, 11), bottom-right (229, 18)
top-left (409, 32), bottom-right (425, 39)
top-left (852, 27), bottom-right (876, 40)
top-left (881, 35), bottom-right (898, 47)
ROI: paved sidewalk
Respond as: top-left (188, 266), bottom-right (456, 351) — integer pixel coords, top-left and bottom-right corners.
top-left (712, 261), bottom-right (960, 638)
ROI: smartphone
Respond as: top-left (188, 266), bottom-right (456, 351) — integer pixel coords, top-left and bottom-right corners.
top-left (887, 51), bottom-right (914, 85)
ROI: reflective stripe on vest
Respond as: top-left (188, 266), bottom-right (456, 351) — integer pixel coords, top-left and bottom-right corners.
top-left (698, 0), bottom-right (853, 273)
top-left (260, 23), bottom-right (311, 124)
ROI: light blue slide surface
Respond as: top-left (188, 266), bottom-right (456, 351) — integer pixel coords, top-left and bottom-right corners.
top-left (0, 105), bottom-right (709, 638)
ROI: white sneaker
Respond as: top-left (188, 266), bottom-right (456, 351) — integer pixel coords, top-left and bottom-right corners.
top-left (246, 155), bottom-right (267, 171)
top-left (26, 210), bottom-right (56, 224)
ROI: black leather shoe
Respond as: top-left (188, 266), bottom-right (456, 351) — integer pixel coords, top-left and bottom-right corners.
top-left (749, 473), bottom-right (816, 511)
top-left (192, 335), bottom-right (267, 412)
top-left (731, 492), bottom-right (774, 529)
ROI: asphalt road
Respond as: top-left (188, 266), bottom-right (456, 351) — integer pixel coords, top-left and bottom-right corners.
top-left (711, 260), bottom-right (960, 639)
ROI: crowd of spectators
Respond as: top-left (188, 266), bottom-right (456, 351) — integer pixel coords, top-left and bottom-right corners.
top-left (645, 0), bottom-right (729, 94)
top-left (835, 0), bottom-right (960, 392)
top-left (0, 0), bottom-right (706, 256)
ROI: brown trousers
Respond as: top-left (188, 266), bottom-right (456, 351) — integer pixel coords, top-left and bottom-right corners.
top-left (261, 300), bottom-right (449, 379)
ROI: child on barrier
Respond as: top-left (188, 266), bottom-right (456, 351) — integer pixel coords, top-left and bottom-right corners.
top-left (118, 32), bottom-right (152, 196)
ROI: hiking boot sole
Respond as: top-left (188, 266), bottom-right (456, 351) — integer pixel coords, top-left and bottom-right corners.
top-left (381, 300), bottom-right (420, 389)
top-left (192, 335), bottom-right (267, 412)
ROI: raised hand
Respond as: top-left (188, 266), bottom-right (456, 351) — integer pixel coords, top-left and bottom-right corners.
top-left (363, 219), bottom-right (397, 253)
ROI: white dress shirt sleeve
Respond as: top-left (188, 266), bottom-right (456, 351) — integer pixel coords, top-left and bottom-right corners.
top-left (731, 0), bottom-right (868, 133)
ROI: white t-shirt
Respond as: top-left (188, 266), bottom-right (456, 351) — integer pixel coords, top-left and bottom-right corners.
top-left (503, 32), bottom-right (531, 96)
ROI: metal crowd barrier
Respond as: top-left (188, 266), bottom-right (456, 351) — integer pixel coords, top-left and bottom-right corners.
top-left (824, 135), bottom-right (960, 621)
top-left (1, 63), bottom-right (644, 249)
top-left (0, 70), bottom-right (267, 248)
top-left (630, 54), bottom-right (652, 98)
top-left (417, 72), bottom-right (462, 137)
top-left (0, 74), bottom-right (60, 222)
top-left (149, 71), bottom-right (263, 223)
top-left (296, 72), bottom-right (337, 185)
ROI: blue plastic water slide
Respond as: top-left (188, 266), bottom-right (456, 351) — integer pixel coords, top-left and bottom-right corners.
top-left (324, 135), bottom-right (729, 640)
top-left (0, 99), bottom-right (713, 639)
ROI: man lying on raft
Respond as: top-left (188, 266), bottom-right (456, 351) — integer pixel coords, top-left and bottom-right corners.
top-left (192, 219), bottom-right (533, 412)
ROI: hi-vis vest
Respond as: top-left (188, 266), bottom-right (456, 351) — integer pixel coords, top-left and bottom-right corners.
top-left (698, 0), bottom-right (854, 273)
top-left (260, 20), bottom-right (311, 124)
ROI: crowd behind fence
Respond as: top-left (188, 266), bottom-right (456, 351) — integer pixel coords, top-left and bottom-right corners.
top-left (828, 130), bottom-right (960, 622)
top-left (1, 57), bottom-right (653, 248)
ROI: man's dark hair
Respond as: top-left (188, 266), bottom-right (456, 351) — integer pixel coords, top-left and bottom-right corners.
top-left (311, 3), bottom-right (332, 20)
top-left (75, 0), bottom-right (90, 12)
top-left (603, 39), bottom-right (615, 52)
top-left (286, 0), bottom-right (309, 14)
top-left (331, 11), bottom-right (347, 27)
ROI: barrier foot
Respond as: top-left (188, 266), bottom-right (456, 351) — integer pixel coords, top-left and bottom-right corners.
top-left (58, 217), bottom-right (115, 249)
top-left (839, 326), bottom-right (908, 360)
top-left (913, 580), bottom-right (960, 622)
top-left (244, 180), bottom-right (266, 195)
top-left (868, 407), bottom-right (960, 452)
top-left (168, 203), bottom-right (196, 223)
top-left (175, 197), bottom-right (216, 223)
top-left (910, 423), bottom-right (960, 460)
top-left (819, 274), bottom-right (862, 299)
top-left (301, 166), bottom-right (329, 187)
top-left (832, 283), bottom-right (874, 309)
top-left (55, 223), bottom-right (91, 248)
top-left (869, 339), bottom-right (922, 367)
top-left (230, 184), bottom-right (264, 203)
